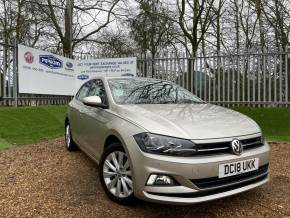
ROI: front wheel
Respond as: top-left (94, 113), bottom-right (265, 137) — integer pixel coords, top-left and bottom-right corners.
top-left (99, 143), bottom-right (135, 204)
top-left (65, 123), bottom-right (78, 151)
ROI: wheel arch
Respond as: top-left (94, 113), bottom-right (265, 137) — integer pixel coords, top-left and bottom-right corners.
top-left (65, 116), bottom-right (69, 126)
top-left (101, 130), bottom-right (133, 161)
top-left (104, 135), bottom-right (122, 149)
top-left (103, 131), bottom-right (126, 151)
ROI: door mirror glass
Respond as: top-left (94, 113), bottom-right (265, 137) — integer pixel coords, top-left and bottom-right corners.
top-left (83, 96), bottom-right (103, 107)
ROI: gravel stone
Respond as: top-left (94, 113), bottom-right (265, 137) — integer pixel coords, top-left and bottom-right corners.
top-left (0, 139), bottom-right (289, 218)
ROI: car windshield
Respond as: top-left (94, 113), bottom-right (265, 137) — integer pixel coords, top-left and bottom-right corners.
top-left (108, 78), bottom-right (204, 104)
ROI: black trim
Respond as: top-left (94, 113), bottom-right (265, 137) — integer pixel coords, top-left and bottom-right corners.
top-left (147, 174), bottom-right (268, 198)
top-left (191, 164), bottom-right (269, 189)
top-left (83, 101), bottom-right (109, 109)
top-left (194, 137), bottom-right (263, 156)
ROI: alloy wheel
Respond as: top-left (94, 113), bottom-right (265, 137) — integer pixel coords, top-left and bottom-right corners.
top-left (65, 125), bottom-right (71, 148)
top-left (102, 151), bottom-right (133, 198)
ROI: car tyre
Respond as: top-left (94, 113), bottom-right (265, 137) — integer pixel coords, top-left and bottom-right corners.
top-left (65, 122), bottom-right (78, 151)
top-left (99, 143), bottom-right (135, 204)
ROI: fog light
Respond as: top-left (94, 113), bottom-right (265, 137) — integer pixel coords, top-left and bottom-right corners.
top-left (146, 174), bottom-right (177, 186)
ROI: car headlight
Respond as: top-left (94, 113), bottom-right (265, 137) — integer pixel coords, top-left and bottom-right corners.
top-left (133, 133), bottom-right (197, 156)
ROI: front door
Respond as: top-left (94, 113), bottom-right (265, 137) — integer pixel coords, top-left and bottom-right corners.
top-left (79, 79), bottom-right (110, 160)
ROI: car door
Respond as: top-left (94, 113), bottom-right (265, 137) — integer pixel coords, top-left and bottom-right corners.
top-left (69, 81), bottom-right (91, 146)
top-left (78, 79), bottom-right (111, 160)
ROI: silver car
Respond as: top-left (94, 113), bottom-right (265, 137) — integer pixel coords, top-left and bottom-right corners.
top-left (65, 76), bottom-right (270, 205)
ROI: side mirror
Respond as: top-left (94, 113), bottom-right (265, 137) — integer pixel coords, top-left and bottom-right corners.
top-left (82, 96), bottom-right (108, 108)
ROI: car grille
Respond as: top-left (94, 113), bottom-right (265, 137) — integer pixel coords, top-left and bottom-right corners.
top-left (194, 137), bottom-right (263, 156)
top-left (191, 164), bottom-right (269, 190)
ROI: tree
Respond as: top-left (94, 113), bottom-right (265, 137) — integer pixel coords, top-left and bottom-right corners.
top-left (176, 0), bottom-right (215, 57)
top-left (210, 0), bottom-right (226, 53)
top-left (31, 0), bottom-right (121, 57)
top-left (262, 0), bottom-right (289, 49)
top-left (239, 0), bottom-right (258, 49)
top-left (128, 0), bottom-right (174, 58)
top-left (250, 0), bottom-right (266, 50)
top-left (0, 0), bottom-right (50, 46)
top-left (96, 29), bottom-right (137, 57)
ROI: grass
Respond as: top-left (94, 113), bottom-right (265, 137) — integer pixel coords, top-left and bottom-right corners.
top-left (0, 105), bottom-right (67, 149)
top-left (233, 107), bottom-right (290, 142)
top-left (0, 105), bottom-right (289, 150)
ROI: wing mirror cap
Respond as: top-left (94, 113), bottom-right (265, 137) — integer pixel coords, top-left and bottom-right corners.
top-left (82, 96), bottom-right (108, 108)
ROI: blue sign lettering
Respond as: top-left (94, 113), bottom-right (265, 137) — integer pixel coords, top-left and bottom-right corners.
top-left (77, 74), bottom-right (89, 80)
top-left (39, 55), bottom-right (63, 69)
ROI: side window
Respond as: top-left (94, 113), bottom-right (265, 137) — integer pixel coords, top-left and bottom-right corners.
top-left (76, 81), bottom-right (91, 101)
top-left (86, 80), bottom-right (108, 105)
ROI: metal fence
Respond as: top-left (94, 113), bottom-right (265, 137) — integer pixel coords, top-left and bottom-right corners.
top-left (137, 51), bottom-right (290, 107)
top-left (0, 41), bottom-right (72, 106)
top-left (0, 41), bottom-right (16, 106)
top-left (0, 41), bottom-right (289, 107)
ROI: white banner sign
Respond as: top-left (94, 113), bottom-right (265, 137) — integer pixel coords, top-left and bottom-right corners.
top-left (76, 57), bottom-right (137, 88)
top-left (18, 44), bottom-right (75, 95)
top-left (18, 44), bottom-right (137, 95)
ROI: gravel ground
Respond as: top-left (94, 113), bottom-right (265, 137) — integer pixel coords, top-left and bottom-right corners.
top-left (0, 139), bottom-right (289, 218)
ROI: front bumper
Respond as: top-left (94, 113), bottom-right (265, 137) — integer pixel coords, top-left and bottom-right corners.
top-left (124, 133), bottom-right (270, 205)
top-left (142, 177), bottom-right (269, 204)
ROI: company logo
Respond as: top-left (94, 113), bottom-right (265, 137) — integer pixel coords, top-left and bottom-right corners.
top-left (24, 52), bottom-right (34, 64)
top-left (231, 139), bottom-right (243, 155)
top-left (66, 62), bottom-right (73, 68)
top-left (39, 55), bottom-right (63, 69)
top-left (77, 74), bottom-right (89, 80)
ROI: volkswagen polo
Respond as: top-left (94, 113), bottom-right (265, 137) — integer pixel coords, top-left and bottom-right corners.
top-left (65, 76), bottom-right (270, 205)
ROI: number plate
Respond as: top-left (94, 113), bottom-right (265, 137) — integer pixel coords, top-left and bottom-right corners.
top-left (219, 158), bottom-right (259, 178)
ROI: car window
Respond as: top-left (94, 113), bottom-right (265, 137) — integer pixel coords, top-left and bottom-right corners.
top-left (87, 80), bottom-right (108, 105)
top-left (76, 81), bottom-right (91, 101)
top-left (108, 78), bottom-right (203, 105)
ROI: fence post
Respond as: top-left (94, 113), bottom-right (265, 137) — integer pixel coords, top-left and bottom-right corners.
top-left (3, 44), bottom-right (7, 102)
top-left (286, 48), bottom-right (289, 105)
top-left (13, 38), bottom-right (18, 107)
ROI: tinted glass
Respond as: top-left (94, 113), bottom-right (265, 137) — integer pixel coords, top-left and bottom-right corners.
top-left (76, 81), bottom-right (91, 101)
top-left (87, 80), bottom-right (108, 105)
top-left (108, 78), bottom-right (203, 105)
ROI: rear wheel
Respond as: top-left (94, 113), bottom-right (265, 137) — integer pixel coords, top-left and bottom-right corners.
top-left (65, 123), bottom-right (78, 151)
top-left (99, 143), bottom-right (135, 204)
